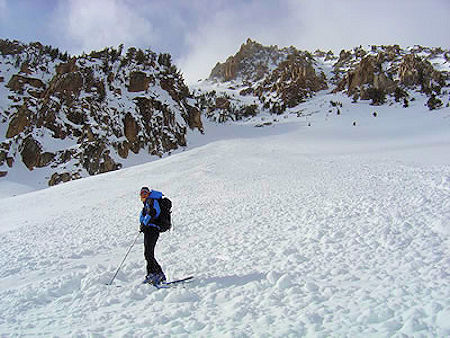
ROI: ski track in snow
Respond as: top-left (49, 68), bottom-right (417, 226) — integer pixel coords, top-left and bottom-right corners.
top-left (1, 103), bottom-right (450, 336)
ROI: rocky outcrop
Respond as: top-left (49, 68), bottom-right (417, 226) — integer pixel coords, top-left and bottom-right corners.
top-left (48, 172), bottom-right (79, 186)
top-left (334, 47), bottom-right (448, 105)
top-left (202, 41), bottom-right (448, 122)
top-left (210, 39), bottom-right (287, 82)
top-left (398, 54), bottom-right (444, 92)
top-left (205, 40), bottom-right (328, 118)
top-left (256, 53), bottom-right (328, 108)
top-left (6, 104), bottom-right (31, 138)
top-left (7, 75), bottom-right (45, 94)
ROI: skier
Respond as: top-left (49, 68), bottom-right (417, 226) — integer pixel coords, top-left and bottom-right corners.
top-left (139, 186), bottom-right (166, 285)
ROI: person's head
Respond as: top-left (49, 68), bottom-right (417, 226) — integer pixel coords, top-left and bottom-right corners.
top-left (140, 187), bottom-right (150, 202)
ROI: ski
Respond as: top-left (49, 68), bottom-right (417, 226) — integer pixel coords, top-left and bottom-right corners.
top-left (153, 276), bottom-right (194, 289)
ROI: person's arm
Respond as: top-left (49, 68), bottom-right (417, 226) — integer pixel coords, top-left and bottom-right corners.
top-left (141, 201), bottom-right (152, 226)
top-left (153, 199), bottom-right (161, 219)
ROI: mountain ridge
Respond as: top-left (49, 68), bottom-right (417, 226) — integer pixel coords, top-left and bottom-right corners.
top-left (202, 38), bottom-right (449, 122)
top-left (1, 38), bottom-right (449, 190)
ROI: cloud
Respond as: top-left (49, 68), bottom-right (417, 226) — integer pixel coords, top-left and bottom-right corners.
top-left (51, 0), bottom-right (155, 54)
top-left (177, 0), bottom-right (297, 83)
top-left (178, 0), bottom-right (450, 83)
top-left (286, 0), bottom-right (450, 51)
top-left (0, 0), bottom-right (7, 18)
top-left (33, 0), bottom-right (448, 83)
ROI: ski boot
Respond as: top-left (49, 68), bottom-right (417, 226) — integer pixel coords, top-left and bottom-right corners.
top-left (143, 272), bottom-right (166, 285)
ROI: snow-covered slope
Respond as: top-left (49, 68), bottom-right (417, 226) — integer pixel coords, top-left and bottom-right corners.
top-left (0, 93), bottom-right (449, 336)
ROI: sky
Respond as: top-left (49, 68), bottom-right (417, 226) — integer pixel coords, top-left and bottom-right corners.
top-left (0, 0), bottom-right (449, 83)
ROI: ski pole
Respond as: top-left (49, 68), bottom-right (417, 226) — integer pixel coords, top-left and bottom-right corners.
top-left (107, 231), bottom-right (140, 285)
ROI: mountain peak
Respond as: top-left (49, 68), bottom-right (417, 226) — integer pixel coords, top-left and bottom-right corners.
top-left (208, 38), bottom-right (287, 82)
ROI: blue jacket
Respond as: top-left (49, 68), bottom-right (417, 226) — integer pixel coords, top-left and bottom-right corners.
top-left (140, 190), bottom-right (163, 228)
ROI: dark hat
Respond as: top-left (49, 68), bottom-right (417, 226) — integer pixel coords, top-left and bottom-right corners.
top-left (140, 187), bottom-right (150, 198)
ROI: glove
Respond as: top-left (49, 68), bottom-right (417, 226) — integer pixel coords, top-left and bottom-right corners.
top-left (140, 223), bottom-right (145, 233)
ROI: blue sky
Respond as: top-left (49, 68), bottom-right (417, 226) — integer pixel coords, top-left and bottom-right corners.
top-left (1, 0), bottom-right (449, 83)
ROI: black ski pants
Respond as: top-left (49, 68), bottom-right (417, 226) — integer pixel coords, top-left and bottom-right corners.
top-left (143, 227), bottom-right (163, 276)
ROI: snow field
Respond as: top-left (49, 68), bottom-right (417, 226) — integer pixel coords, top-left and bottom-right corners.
top-left (0, 96), bottom-right (449, 336)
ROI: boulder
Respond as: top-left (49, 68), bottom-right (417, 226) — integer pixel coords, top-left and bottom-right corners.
top-left (117, 141), bottom-right (129, 159)
top-left (48, 172), bottom-right (72, 186)
top-left (20, 137), bottom-right (41, 170)
top-left (185, 106), bottom-right (204, 132)
top-left (215, 97), bottom-right (231, 109)
top-left (99, 150), bottom-right (119, 173)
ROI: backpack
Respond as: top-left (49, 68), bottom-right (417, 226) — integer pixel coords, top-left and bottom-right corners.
top-left (155, 197), bottom-right (172, 232)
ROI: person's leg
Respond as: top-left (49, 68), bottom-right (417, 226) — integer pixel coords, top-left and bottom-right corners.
top-left (143, 227), bottom-right (163, 276)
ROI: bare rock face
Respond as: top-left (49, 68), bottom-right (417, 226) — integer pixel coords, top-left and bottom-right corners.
top-left (346, 56), bottom-right (377, 93)
top-left (123, 113), bottom-right (139, 144)
top-left (7, 75), bottom-right (45, 94)
top-left (6, 157), bottom-right (14, 168)
top-left (203, 41), bottom-right (448, 124)
top-left (128, 71), bottom-right (150, 92)
top-left (6, 105), bottom-right (31, 138)
top-left (48, 71), bottom-right (84, 97)
top-left (55, 58), bottom-right (78, 74)
top-left (160, 78), bottom-right (180, 101)
top-left (81, 143), bottom-right (120, 175)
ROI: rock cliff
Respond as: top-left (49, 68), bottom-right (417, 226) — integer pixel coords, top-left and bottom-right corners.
top-left (0, 40), bottom-right (203, 185)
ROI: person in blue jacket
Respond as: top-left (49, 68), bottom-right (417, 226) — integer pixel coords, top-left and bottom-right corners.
top-left (140, 187), bottom-right (166, 285)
